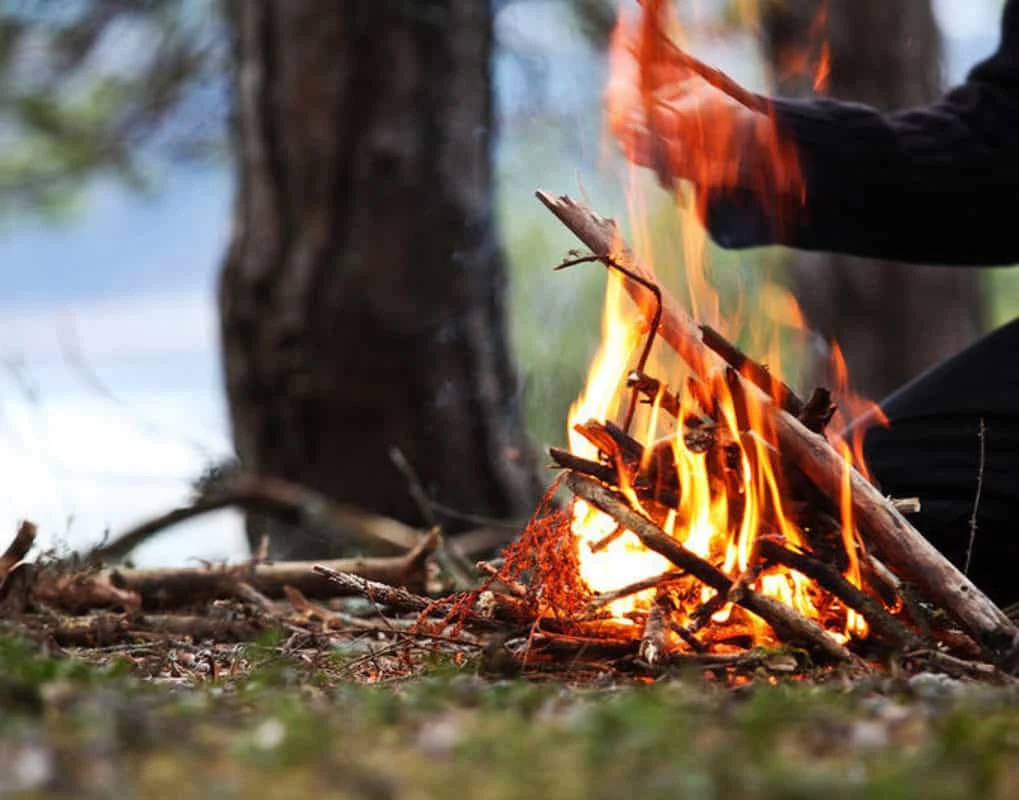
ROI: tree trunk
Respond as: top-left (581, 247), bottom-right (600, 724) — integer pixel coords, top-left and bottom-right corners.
top-left (761, 0), bottom-right (983, 400)
top-left (219, 1), bottom-right (541, 559)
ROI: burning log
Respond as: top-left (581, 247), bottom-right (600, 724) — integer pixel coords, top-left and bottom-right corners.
top-left (537, 190), bottom-right (1019, 664)
top-left (757, 539), bottom-right (922, 651)
top-left (565, 472), bottom-right (852, 663)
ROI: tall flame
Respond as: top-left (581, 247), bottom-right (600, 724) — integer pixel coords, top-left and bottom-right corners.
top-left (564, 0), bottom-right (874, 645)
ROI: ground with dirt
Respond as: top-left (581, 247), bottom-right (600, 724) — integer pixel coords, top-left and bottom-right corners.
top-left (3, 627), bottom-right (1019, 799)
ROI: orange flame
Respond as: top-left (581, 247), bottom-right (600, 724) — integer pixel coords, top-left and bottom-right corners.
top-left (562, 0), bottom-right (875, 647)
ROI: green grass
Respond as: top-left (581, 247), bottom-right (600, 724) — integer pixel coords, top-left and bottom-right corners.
top-left (4, 631), bottom-right (1019, 799)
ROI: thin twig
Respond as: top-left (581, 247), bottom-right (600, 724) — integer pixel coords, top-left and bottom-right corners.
top-left (556, 254), bottom-right (662, 434)
top-left (390, 447), bottom-right (484, 589)
top-left (586, 570), bottom-right (685, 612)
top-left (964, 418), bottom-right (987, 576)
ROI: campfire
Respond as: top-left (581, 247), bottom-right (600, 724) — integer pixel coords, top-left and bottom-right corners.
top-left (319, 1), bottom-right (1019, 679)
top-left (402, 187), bottom-right (1013, 679)
top-left (3, 0), bottom-right (1017, 686)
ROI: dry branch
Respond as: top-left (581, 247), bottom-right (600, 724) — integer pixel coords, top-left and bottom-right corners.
top-left (587, 570), bottom-right (686, 612)
top-left (565, 472), bottom-right (851, 662)
top-left (700, 324), bottom-right (803, 415)
top-left (90, 475), bottom-right (426, 562)
top-left (109, 530), bottom-right (439, 609)
top-left (43, 612), bottom-right (267, 648)
top-left (0, 521), bottom-right (37, 579)
top-left (311, 564), bottom-right (532, 628)
top-left (538, 190), bottom-right (1019, 663)
top-left (35, 530), bottom-right (440, 613)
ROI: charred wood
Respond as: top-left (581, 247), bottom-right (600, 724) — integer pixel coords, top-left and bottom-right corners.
top-left (565, 471), bottom-right (852, 662)
top-left (757, 539), bottom-right (923, 650)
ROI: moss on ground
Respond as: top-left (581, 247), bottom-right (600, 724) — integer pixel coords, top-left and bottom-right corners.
top-left (3, 631), bottom-right (1019, 798)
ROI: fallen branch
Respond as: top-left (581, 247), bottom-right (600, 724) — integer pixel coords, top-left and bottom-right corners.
top-left (565, 472), bottom-right (851, 663)
top-left (90, 475), bottom-right (427, 562)
top-left (700, 324), bottom-right (803, 416)
top-left (44, 612), bottom-right (267, 648)
top-left (538, 190), bottom-right (1019, 663)
top-left (109, 530), bottom-right (439, 609)
top-left (311, 564), bottom-right (532, 628)
top-left (35, 530), bottom-right (441, 613)
top-left (0, 521), bottom-right (37, 580)
top-left (587, 570), bottom-right (686, 612)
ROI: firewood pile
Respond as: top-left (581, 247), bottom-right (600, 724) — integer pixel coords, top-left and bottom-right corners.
top-left (2, 193), bottom-right (1018, 686)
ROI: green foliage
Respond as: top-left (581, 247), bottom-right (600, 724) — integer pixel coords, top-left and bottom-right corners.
top-left (0, 0), bottom-right (227, 220)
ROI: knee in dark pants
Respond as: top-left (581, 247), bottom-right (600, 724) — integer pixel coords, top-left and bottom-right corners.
top-left (863, 415), bottom-right (1019, 605)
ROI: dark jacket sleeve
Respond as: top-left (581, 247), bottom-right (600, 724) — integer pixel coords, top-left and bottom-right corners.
top-left (704, 0), bottom-right (1019, 266)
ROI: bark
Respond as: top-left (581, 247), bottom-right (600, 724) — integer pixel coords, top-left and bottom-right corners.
top-left (761, 0), bottom-right (983, 399)
top-left (220, 1), bottom-right (541, 559)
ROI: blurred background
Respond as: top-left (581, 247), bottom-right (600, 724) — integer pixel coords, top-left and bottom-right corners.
top-left (0, 0), bottom-right (1012, 565)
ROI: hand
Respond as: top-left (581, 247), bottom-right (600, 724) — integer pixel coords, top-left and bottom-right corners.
top-left (606, 13), bottom-right (797, 197)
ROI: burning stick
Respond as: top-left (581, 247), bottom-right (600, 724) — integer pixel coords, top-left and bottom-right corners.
top-left (757, 539), bottom-right (923, 651)
top-left (587, 570), bottom-right (686, 612)
top-left (565, 472), bottom-right (852, 663)
top-left (537, 191), bottom-right (1019, 664)
top-left (700, 325), bottom-right (803, 416)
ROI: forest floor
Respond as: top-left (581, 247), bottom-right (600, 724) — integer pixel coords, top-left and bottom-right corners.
top-left (3, 623), bottom-right (1019, 799)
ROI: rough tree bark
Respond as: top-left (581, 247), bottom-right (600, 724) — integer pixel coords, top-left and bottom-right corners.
top-left (761, 0), bottom-right (983, 400)
top-left (219, 1), bottom-right (541, 559)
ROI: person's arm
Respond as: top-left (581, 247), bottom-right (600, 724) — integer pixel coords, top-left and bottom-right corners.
top-left (705, 1), bottom-right (1019, 265)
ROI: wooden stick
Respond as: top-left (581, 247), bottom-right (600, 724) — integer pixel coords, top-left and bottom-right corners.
top-left (700, 324), bottom-right (803, 415)
top-left (758, 539), bottom-right (923, 651)
top-left (565, 472), bottom-right (851, 662)
top-left (587, 570), bottom-right (686, 612)
top-left (798, 388), bottom-right (836, 434)
top-left (548, 447), bottom-right (617, 485)
top-left (36, 530), bottom-right (441, 613)
top-left (0, 521), bottom-right (37, 579)
top-left (638, 593), bottom-right (673, 668)
top-left (91, 475), bottom-right (425, 561)
top-left (538, 191), bottom-right (1019, 663)
top-left (311, 564), bottom-right (532, 628)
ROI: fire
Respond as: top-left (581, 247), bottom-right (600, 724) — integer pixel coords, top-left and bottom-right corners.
top-left (560, 0), bottom-right (874, 646)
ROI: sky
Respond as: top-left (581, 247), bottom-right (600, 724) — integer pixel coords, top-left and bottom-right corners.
top-left (0, 2), bottom-right (1003, 566)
